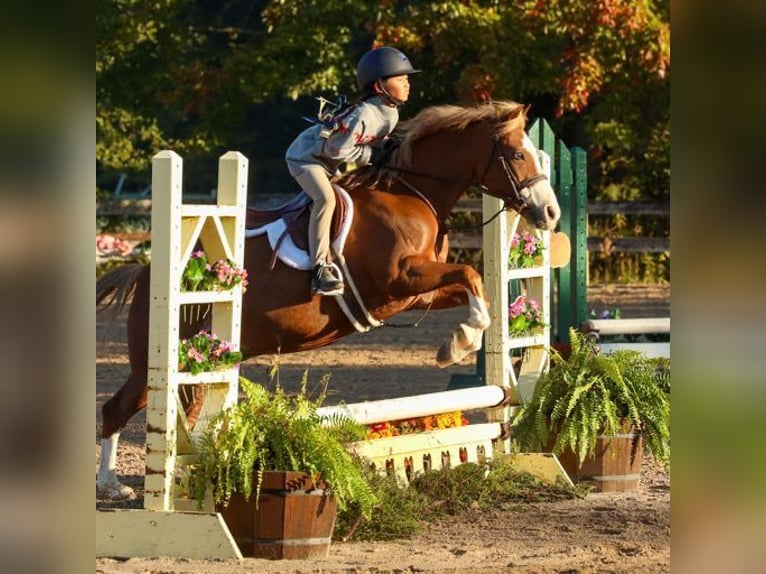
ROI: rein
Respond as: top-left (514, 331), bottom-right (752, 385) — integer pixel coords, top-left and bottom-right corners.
top-left (388, 119), bottom-right (548, 235)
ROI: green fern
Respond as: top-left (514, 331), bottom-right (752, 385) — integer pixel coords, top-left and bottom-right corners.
top-left (513, 328), bottom-right (670, 469)
top-left (190, 374), bottom-right (378, 518)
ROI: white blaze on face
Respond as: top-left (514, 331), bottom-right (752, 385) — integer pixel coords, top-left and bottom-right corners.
top-left (520, 134), bottom-right (558, 228)
top-left (522, 134), bottom-right (545, 174)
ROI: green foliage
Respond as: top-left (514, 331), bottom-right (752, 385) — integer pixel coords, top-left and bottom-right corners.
top-left (181, 252), bottom-right (248, 292)
top-left (335, 457), bottom-right (582, 541)
top-left (587, 198), bottom-right (670, 284)
top-left (191, 374), bottom-right (378, 518)
top-left (177, 331), bottom-right (242, 375)
top-left (589, 251), bottom-right (670, 284)
top-left (512, 329), bottom-right (670, 469)
top-left (97, 1), bottom-right (670, 282)
top-left (335, 469), bottom-right (429, 541)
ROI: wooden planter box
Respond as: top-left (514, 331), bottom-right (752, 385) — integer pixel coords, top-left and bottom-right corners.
top-left (218, 471), bottom-right (338, 559)
top-left (556, 431), bottom-right (644, 492)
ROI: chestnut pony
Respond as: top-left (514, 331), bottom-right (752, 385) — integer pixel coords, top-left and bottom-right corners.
top-left (96, 101), bottom-right (560, 499)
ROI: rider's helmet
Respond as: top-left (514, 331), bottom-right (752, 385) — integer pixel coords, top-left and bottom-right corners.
top-left (356, 46), bottom-right (421, 91)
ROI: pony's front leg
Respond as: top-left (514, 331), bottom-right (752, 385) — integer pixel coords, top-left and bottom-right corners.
top-left (408, 283), bottom-right (469, 311)
top-left (434, 289), bottom-right (491, 367)
top-left (391, 258), bottom-right (490, 367)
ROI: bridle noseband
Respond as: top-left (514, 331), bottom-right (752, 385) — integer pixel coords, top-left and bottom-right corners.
top-left (475, 127), bottom-right (549, 214)
top-left (388, 119), bottom-right (549, 219)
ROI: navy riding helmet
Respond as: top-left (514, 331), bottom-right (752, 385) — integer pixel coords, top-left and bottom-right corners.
top-left (356, 46), bottom-right (421, 91)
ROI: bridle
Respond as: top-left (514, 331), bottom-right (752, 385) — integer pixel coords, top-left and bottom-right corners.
top-left (389, 119), bottom-right (549, 221)
top-left (474, 127), bottom-right (549, 214)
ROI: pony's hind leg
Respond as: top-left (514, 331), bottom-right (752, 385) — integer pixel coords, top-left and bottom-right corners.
top-left (97, 373), bottom-right (147, 500)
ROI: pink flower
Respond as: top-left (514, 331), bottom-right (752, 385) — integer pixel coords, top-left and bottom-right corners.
top-left (218, 340), bottom-right (236, 353)
top-left (96, 234), bottom-right (134, 257)
top-left (187, 347), bottom-right (206, 363)
top-left (510, 295), bottom-right (526, 318)
top-left (510, 233), bottom-right (520, 249)
top-left (216, 261), bottom-right (232, 283)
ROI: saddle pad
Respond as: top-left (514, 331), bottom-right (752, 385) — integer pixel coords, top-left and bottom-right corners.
top-left (243, 185), bottom-right (354, 271)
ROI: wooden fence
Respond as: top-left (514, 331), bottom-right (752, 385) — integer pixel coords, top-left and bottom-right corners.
top-left (96, 196), bottom-right (669, 252)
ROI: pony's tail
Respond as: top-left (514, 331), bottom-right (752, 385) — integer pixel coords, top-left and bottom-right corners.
top-left (96, 263), bottom-right (146, 328)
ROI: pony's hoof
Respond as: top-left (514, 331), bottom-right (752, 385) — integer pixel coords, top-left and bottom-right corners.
top-left (436, 326), bottom-right (474, 367)
top-left (465, 340), bottom-right (482, 353)
top-left (97, 482), bottom-right (136, 501)
top-left (456, 323), bottom-right (483, 355)
top-left (436, 342), bottom-right (456, 367)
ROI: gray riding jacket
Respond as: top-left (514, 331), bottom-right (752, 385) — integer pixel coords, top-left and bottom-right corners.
top-left (286, 96), bottom-right (399, 176)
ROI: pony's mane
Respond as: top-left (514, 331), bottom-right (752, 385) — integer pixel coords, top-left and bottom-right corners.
top-left (338, 100), bottom-right (526, 190)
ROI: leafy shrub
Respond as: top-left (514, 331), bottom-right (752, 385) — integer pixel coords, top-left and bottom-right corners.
top-left (512, 328), bottom-right (670, 468)
top-left (191, 375), bottom-right (378, 518)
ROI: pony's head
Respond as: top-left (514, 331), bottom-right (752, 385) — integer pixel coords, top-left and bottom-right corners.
top-left (341, 100), bottom-right (561, 231)
top-left (400, 101), bottom-right (561, 230)
top-left (482, 102), bottom-right (560, 230)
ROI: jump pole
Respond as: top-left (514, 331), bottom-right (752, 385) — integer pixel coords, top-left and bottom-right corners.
top-left (97, 150), bottom-right (248, 559)
top-left (318, 386), bottom-right (512, 483)
top-left (581, 317), bottom-right (670, 358)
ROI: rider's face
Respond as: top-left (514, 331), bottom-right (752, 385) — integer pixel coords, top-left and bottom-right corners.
top-left (379, 75), bottom-right (410, 103)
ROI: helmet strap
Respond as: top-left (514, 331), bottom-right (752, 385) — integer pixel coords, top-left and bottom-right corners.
top-left (375, 79), bottom-right (404, 107)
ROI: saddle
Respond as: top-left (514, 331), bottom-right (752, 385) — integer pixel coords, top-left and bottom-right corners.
top-left (246, 189), bottom-right (348, 253)
top-left (245, 188), bottom-right (351, 269)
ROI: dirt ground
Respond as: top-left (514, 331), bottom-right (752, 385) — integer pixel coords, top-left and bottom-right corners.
top-left (96, 284), bottom-right (670, 574)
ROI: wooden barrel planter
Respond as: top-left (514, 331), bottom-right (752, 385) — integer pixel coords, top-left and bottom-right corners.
top-left (556, 430), bottom-right (644, 492)
top-left (218, 471), bottom-right (338, 559)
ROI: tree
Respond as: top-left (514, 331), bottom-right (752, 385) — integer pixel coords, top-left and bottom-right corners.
top-left (97, 0), bottom-right (670, 207)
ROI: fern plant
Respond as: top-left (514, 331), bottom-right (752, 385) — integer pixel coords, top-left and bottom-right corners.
top-left (190, 374), bottom-right (378, 519)
top-left (512, 328), bottom-right (670, 469)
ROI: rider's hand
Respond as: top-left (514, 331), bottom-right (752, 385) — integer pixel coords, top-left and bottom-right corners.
top-left (370, 138), bottom-right (399, 167)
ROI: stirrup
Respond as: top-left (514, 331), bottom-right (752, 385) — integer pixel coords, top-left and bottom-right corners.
top-left (320, 262), bottom-right (343, 280)
top-left (312, 262), bottom-right (344, 296)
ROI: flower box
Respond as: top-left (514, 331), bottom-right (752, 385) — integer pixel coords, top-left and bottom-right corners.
top-left (178, 330), bottom-right (242, 374)
top-left (182, 250), bottom-right (248, 292)
top-left (509, 230), bottom-right (544, 269)
top-left (508, 295), bottom-right (545, 338)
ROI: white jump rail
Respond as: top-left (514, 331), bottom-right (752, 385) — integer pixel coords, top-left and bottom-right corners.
top-left (317, 385), bottom-right (509, 425)
top-left (581, 317), bottom-right (670, 336)
top-left (581, 317), bottom-right (670, 358)
top-left (318, 386), bottom-right (512, 483)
